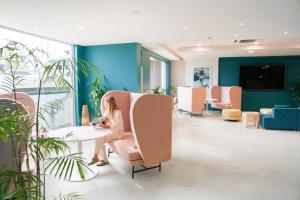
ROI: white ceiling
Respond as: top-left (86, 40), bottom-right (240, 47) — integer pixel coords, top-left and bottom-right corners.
top-left (0, 0), bottom-right (300, 61)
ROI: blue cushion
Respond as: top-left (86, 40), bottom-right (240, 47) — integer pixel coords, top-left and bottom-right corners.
top-left (275, 104), bottom-right (290, 108)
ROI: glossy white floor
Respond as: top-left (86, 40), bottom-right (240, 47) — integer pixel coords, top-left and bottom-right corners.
top-left (47, 111), bottom-right (300, 200)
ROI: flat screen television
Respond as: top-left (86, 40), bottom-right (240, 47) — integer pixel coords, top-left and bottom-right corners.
top-left (239, 64), bottom-right (285, 89)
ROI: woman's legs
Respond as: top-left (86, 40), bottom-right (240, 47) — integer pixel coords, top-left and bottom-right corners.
top-left (94, 133), bottom-right (121, 163)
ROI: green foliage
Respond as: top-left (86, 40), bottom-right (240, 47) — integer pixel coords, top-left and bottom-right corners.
top-left (290, 80), bottom-right (300, 106)
top-left (44, 153), bottom-right (92, 180)
top-left (89, 78), bottom-right (107, 116)
top-left (0, 41), bottom-right (100, 199)
top-left (0, 170), bottom-right (40, 200)
top-left (150, 86), bottom-right (165, 95)
top-left (0, 106), bottom-right (31, 144)
top-left (52, 192), bottom-right (83, 200)
top-left (39, 99), bottom-right (64, 128)
top-left (170, 86), bottom-right (177, 96)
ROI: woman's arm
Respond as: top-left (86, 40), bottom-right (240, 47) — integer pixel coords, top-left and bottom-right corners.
top-left (101, 110), bottom-right (110, 128)
top-left (101, 123), bottom-right (110, 128)
top-left (109, 110), bottom-right (122, 128)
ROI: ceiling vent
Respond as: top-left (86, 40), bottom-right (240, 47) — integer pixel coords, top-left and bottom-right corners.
top-left (238, 39), bottom-right (257, 44)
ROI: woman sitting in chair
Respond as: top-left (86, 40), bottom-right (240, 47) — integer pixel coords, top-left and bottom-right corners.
top-left (88, 96), bottom-right (125, 166)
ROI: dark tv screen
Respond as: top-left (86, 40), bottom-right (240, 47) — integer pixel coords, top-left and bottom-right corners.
top-left (239, 65), bottom-right (285, 89)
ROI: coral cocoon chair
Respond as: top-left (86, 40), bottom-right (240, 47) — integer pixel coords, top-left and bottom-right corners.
top-left (100, 90), bottom-right (172, 178)
top-left (0, 92), bottom-right (36, 121)
top-left (0, 92), bottom-right (38, 177)
top-left (211, 86), bottom-right (242, 110)
top-left (177, 86), bottom-right (206, 116)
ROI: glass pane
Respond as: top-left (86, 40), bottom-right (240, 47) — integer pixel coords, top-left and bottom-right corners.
top-left (0, 28), bottom-right (75, 129)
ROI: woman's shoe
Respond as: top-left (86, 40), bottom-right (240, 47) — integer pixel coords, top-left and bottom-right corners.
top-left (88, 158), bottom-right (99, 165)
top-left (96, 160), bottom-right (109, 166)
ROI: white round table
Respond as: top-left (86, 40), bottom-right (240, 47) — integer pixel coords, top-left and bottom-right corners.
top-left (47, 126), bottom-right (107, 182)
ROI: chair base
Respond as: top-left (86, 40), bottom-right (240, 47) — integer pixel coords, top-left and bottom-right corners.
top-left (179, 109), bottom-right (203, 117)
top-left (108, 148), bottom-right (162, 179)
top-left (107, 148), bottom-right (114, 158)
top-left (132, 163), bottom-right (161, 179)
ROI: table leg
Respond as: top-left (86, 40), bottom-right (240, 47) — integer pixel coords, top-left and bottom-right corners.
top-left (77, 141), bottom-right (83, 159)
top-left (206, 101), bottom-right (209, 111)
top-left (255, 117), bottom-right (260, 128)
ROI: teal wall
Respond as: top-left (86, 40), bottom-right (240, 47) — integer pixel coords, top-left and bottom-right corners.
top-left (75, 43), bottom-right (139, 123)
top-left (219, 56), bottom-right (300, 111)
top-left (74, 45), bottom-right (88, 125)
top-left (74, 43), bottom-right (171, 124)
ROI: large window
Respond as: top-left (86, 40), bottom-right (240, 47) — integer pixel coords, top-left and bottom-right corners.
top-left (148, 57), bottom-right (167, 93)
top-left (0, 28), bottom-right (75, 129)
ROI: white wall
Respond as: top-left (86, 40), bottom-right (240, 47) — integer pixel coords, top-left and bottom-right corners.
top-left (171, 58), bottom-right (219, 97)
top-left (150, 60), bottom-right (161, 89)
top-left (171, 60), bottom-right (186, 88)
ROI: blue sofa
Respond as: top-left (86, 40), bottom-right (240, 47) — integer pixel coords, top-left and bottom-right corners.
top-left (260, 108), bottom-right (300, 131)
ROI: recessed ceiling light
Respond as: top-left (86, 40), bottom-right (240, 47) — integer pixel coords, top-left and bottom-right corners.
top-left (239, 22), bottom-right (244, 26)
top-left (33, 27), bottom-right (38, 31)
top-left (188, 36), bottom-right (193, 39)
top-left (234, 33), bottom-right (238, 37)
top-left (197, 43), bottom-right (203, 46)
top-left (248, 50), bottom-right (255, 53)
top-left (77, 25), bottom-right (84, 30)
top-left (284, 31), bottom-right (288, 34)
top-left (183, 26), bottom-right (188, 30)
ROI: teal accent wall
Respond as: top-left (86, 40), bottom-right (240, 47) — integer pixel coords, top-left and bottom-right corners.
top-left (219, 56), bottom-right (300, 111)
top-left (75, 43), bottom-right (140, 122)
top-left (74, 43), bottom-right (171, 124)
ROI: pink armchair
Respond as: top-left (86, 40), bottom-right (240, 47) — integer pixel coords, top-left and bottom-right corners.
top-left (101, 90), bottom-right (172, 178)
top-left (0, 92), bottom-right (36, 121)
top-left (0, 92), bottom-right (36, 175)
top-left (177, 86), bottom-right (206, 116)
top-left (211, 86), bottom-right (242, 109)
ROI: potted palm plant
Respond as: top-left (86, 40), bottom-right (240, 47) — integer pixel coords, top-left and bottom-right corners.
top-left (290, 80), bottom-right (300, 106)
top-left (0, 41), bottom-right (102, 199)
top-left (150, 86), bottom-right (165, 95)
top-left (89, 78), bottom-right (107, 117)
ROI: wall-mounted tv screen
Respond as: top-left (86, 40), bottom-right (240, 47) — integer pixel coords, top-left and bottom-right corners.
top-left (239, 65), bottom-right (285, 89)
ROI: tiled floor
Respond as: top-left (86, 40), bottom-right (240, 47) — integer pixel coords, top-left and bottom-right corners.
top-left (47, 111), bottom-right (300, 200)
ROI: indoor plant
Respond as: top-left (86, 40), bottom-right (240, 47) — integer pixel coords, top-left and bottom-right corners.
top-left (0, 41), bottom-right (101, 199)
top-left (89, 77), bottom-right (107, 117)
top-left (150, 86), bottom-right (165, 95)
top-left (290, 80), bottom-right (300, 106)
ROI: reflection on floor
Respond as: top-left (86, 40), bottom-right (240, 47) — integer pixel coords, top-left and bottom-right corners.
top-left (47, 111), bottom-right (300, 200)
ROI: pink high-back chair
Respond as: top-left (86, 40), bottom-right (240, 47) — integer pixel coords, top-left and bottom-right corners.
top-left (0, 96), bottom-right (34, 179)
top-left (210, 86), bottom-right (242, 109)
top-left (0, 92), bottom-right (36, 121)
top-left (101, 90), bottom-right (172, 178)
top-left (177, 86), bottom-right (207, 116)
